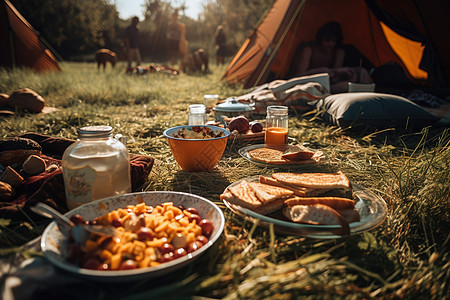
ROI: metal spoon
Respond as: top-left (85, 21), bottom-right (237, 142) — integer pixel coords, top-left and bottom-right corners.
top-left (31, 202), bottom-right (118, 245)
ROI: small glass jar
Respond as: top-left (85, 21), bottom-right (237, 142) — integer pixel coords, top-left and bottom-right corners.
top-left (62, 126), bottom-right (131, 209)
top-left (203, 94), bottom-right (219, 107)
top-left (188, 104), bottom-right (207, 125)
top-left (265, 105), bottom-right (289, 145)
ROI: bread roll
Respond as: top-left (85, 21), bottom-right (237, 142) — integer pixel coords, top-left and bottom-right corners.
top-left (0, 137), bottom-right (42, 165)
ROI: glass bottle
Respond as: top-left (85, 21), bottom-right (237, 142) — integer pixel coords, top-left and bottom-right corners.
top-left (188, 104), bottom-right (207, 125)
top-left (265, 105), bottom-right (289, 145)
top-left (62, 126), bottom-right (131, 209)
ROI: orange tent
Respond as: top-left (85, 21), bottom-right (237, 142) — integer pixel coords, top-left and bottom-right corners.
top-left (0, 0), bottom-right (61, 72)
top-left (223, 0), bottom-right (449, 90)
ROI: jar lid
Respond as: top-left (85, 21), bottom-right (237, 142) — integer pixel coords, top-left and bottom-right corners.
top-left (189, 104), bottom-right (206, 114)
top-left (203, 94), bottom-right (219, 99)
top-left (213, 97), bottom-right (254, 112)
top-left (78, 125), bottom-right (112, 138)
top-left (267, 105), bottom-right (288, 115)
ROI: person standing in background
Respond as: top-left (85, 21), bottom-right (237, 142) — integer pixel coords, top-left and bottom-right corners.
top-left (125, 16), bottom-right (141, 70)
top-left (215, 25), bottom-right (227, 65)
top-left (179, 23), bottom-right (189, 72)
top-left (167, 11), bottom-right (181, 66)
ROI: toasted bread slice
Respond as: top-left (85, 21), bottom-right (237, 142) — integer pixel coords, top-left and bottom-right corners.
top-left (247, 181), bottom-right (294, 203)
top-left (260, 175), bottom-right (351, 198)
top-left (259, 176), bottom-right (308, 196)
top-left (336, 209), bottom-right (360, 223)
top-left (282, 204), bottom-right (350, 235)
top-left (281, 150), bottom-right (315, 161)
top-left (272, 171), bottom-right (351, 189)
top-left (220, 187), bottom-right (283, 215)
top-left (248, 145), bottom-right (321, 165)
top-left (227, 180), bottom-right (261, 207)
top-left (248, 147), bottom-right (286, 164)
top-left (253, 197), bottom-right (286, 215)
top-left (284, 196), bottom-right (355, 210)
top-left (220, 189), bottom-right (262, 211)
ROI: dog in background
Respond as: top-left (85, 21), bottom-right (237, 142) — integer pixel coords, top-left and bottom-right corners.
top-left (95, 49), bottom-right (117, 70)
top-left (182, 49), bottom-right (209, 74)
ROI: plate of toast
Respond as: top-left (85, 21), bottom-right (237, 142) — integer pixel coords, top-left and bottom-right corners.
top-left (238, 143), bottom-right (324, 168)
top-left (220, 171), bottom-right (387, 238)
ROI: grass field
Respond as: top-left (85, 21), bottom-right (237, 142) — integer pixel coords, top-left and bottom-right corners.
top-left (0, 62), bottom-right (449, 299)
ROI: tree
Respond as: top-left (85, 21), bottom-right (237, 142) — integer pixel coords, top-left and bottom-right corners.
top-left (10, 0), bottom-right (120, 59)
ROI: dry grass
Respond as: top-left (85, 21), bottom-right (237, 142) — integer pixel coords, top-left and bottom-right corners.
top-left (0, 63), bottom-right (449, 299)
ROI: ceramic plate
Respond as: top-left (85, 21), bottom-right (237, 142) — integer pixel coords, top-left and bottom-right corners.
top-left (238, 143), bottom-right (324, 168)
top-left (41, 191), bottom-right (225, 281)
top-left (222, 176), bottom-right (387, 239)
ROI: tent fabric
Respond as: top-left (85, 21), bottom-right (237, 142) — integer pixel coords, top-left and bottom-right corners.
top-left (223, 0), bottom-right (449, 90)
top-left (365, 0), bottom-right (450, 89)
top-left (0, 0), bottom-right (60, 72)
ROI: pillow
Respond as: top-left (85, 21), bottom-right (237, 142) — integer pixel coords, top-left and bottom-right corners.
top-left (317, 93), bottom-right (439, 130)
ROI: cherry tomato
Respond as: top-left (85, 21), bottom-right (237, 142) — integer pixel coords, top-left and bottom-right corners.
top-left (199, 219), bottom-right (214, 237)
top-left (136, 227), bottom-right (155, 241)
top-left (111, 219), bottom-right (122, 228)
top-left (188, 214), bottom-right (202, 224)
top-left (119, 259), bottom-right (138, 270)
top-left (82, 258), bottom-right (101, 270)
top-left (159, 252), bottom-right (174, 263)
top-left (70, 214), bottom-right (86, 225)
top-left (173, 248), bottom-right (187, 259)
top-left (196, 235), bottom-right (209, 245)
top-left (185, 207), bottom-right (199, 215)
top-left (187, 241), bottom-right (203, 253)
top-left (159, 243), bottom-right (175, 255)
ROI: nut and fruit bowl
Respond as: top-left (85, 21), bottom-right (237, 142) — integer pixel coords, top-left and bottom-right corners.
top-left (163, 125), bottom-right (230, 172)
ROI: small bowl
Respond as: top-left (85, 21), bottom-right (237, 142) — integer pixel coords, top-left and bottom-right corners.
top-left (163, 125), bottom-right (230, 172)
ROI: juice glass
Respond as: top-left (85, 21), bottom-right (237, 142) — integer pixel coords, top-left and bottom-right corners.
top-left (265, 105), bottom-right (288, 145)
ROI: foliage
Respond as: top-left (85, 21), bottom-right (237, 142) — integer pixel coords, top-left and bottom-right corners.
top-left (10, 0), bottom-right (120, 58)
top-left (7, 0), bottom-right (274, 62)
top-left (200, 0), bottom-right (275, 55)
top-left (0, 63), bottom-right (449, 299)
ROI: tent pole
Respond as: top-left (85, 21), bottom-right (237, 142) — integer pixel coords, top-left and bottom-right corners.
top-left (37, 34), bottom-right (64, 62)
top-left (8, 28), bottom-right (16, 69)
top-left (253, 0), bottom-right (305, 87)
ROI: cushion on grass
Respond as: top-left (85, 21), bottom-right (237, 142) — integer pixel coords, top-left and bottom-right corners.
top-left (317, 92), bottom-right (439, 129)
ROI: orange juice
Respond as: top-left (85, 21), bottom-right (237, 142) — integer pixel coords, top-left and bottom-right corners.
top-left (265, 127), bottom-right (288, 144)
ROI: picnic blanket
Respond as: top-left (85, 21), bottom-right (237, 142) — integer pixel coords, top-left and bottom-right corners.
top-left (235, 74), bottom-right (330, 114)
top-left (0, 133), bottom-right (154, 220)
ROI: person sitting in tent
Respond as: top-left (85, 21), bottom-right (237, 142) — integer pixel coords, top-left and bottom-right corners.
top-left (295, 21), bottom-right (373, 93)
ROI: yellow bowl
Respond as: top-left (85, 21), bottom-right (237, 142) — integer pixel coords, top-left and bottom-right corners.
top-left (163, 125), bottom-right (230, 172)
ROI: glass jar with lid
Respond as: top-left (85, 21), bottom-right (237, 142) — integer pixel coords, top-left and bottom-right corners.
top-left (62, 125), bottom-right (131, 209)
top-left (265, 105), bottom-right (289, 145)
top-left (188, 104), bottom-right (207, 125)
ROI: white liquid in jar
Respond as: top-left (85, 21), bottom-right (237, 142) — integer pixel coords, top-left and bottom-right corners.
top-left (63, 148), bottom-right (131, 209)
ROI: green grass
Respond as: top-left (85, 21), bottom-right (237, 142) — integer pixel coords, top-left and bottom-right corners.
top-left (0, 62), bottom-right (449, 299)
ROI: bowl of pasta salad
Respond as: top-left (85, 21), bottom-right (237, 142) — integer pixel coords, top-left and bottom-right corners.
top-left (40, 191), bottom-right (225, 281)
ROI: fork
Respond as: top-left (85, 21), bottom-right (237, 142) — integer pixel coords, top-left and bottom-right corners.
top-left (31, 202), bottom-right (119, 244)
